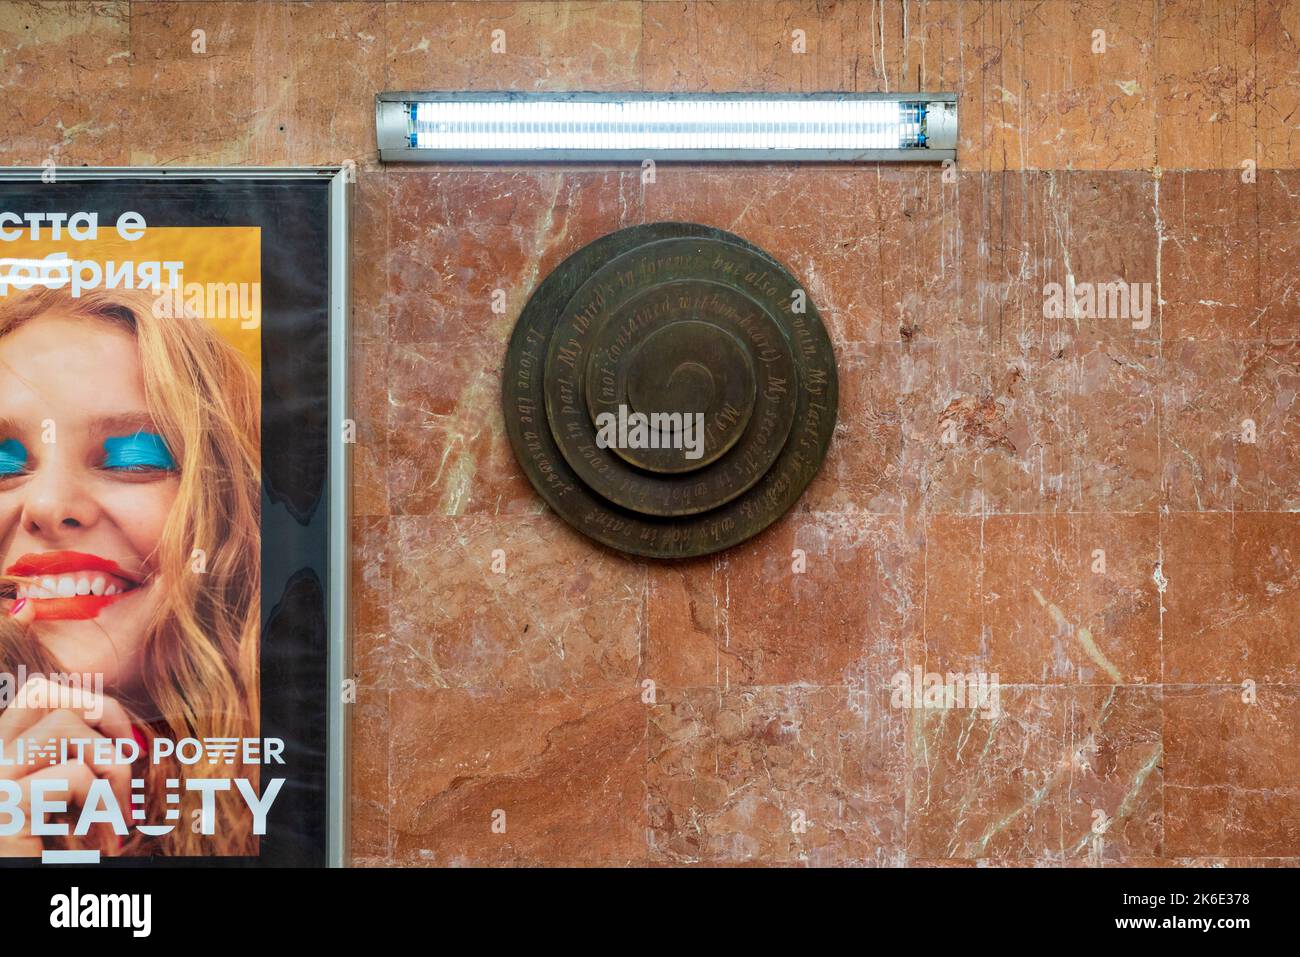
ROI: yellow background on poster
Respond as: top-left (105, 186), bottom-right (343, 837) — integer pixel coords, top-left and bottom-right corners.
top-left (2, 226), bottom-right (262, 375)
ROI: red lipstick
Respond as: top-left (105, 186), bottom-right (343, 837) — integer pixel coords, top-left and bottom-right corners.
top-left (5, 551), bottom-right (141, 620)
top-left (7, 551), bottom-right (138, 581)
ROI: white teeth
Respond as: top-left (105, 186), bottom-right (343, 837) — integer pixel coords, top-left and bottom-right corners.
top-left (19, 571), bottom-right (132, 599)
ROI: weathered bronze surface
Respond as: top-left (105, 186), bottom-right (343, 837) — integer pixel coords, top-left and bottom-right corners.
top-left (503, 222), bottom-right (838, 559)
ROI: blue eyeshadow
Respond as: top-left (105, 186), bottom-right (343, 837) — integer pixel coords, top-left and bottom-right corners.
top-left (103, 431), bottom-right (176, 471)
top-left (0, 438), bottom-right (27, 475)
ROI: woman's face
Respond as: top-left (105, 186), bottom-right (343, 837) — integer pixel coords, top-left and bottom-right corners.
top-left (0, 312), bottom-right (178, 690)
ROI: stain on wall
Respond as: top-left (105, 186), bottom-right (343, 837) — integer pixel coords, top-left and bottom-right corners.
top-left (5, 0), bottom-right (1297, 866)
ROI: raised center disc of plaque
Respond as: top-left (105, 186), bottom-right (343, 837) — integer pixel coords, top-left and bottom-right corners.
top-left (503, 222), bottom-right (838, 559)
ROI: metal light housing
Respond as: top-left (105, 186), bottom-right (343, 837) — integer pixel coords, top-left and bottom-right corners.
top-left (376, 92), bottom-right (957, 163)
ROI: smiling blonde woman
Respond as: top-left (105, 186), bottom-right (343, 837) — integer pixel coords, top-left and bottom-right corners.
top-left (0, 285), bottom-right (260, 856)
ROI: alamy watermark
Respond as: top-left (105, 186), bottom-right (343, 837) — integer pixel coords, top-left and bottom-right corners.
top-left (594, 404), bottom-right (706, 460)
top-left (890, 666), bottom-right (1001, 719)
top-left (1043, 275), bottom-right (1152, 330)
top-left (0, 668), bottom-right (104, 721)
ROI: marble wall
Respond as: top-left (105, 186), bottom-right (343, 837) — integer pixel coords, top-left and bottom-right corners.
top-left (5, 0), bottom-right (1297, 866)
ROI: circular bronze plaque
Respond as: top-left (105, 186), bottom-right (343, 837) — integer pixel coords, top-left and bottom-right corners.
top-left (503, 222), bottom-right (837, 559)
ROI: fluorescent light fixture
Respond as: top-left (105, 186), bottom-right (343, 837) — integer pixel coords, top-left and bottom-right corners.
top-left (376, 92), bottom-right (957, 162)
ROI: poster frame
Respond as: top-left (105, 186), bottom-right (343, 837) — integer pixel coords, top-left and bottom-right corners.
top-left (0, 166), bottom-right (352, 867)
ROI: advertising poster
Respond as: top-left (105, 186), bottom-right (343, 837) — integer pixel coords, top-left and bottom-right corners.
top-left (0, 172), bottom-right (345, 867)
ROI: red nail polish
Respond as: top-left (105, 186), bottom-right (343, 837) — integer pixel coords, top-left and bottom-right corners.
top-left (9, 597), bottom-right (26, 616)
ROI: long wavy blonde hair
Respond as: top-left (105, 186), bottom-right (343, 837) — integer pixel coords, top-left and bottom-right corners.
top-left (0, 284), bottom-right (261, 856)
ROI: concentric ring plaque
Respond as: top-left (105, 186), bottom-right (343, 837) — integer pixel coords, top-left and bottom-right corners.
top-left (503, 222), bottom-right (837, 558)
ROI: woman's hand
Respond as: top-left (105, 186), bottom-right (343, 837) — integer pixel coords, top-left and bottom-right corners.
top-left (0, 674), bottom-right (136, 857)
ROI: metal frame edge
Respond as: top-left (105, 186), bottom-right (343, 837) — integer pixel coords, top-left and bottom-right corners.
top-left (326, 167), bottom-right (351, 869)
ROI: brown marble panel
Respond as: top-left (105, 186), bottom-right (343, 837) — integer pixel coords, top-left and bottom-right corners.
top-left (1156, 0), bottom-right (1256, 172)
top-left (878, 168), bottom-right (963, 346)
top-left (903, 339), bottom-right (1161, 514)
top-left (0, 0), bottom-right (130, 166)
top-left (1171, 857), bottom-right (1300, 867)
top-left (1256, 0), bottom-right (1300, 169)
top-left (384, 0), bottom-right (641, 93)
top-left (351, 693), bottom-right (391, 860)
top-left (645, 511), bottom-right (919, 688)
top-left (352, 515), bottom-right (393, 691)
top-left (959, 1), bottom-right (1157, 171)
top-left (284, 1), bottom-right (385, 165)
top-left (389, 513), bottom-right (644, 693)
top-left (386, 170), bottom-right (637, 348)
top-left (953, 171), bottom-right (1039, 347)
top-left (1160, 340), bottom-right (1300, 511)
top-left (1259, 170), bottom-right (1300, 340)
top-left (1059, 172), bottom-right (1160, 347)
top-left (383, 171), bottom-right (636, 516)
top-left (352, 169), bottom-right (391, 343)
top-left (129, 0), bottom-right (294, 165)
top-left (1163, 512), bottom-right (1300, 683)
top-left (956, 171), bottom-right (1159, 351)
top-left (923, 513), bottom-right (1160, 685)
top-left (1159, 170), bottom-right (1260, 340)
top-left (386, 337), bottom-right (537, 517)
top-left (1165, 686), bottom-right (1300, 858)
top-left (129, 1), bottom-right (384, 166)
top-left (907, 686), bottom-right (1163, 862)
top-left (641, 0), bottom-right (894, 94)
top-left (390, 688), bottom-right (646, 865)
top-left (644, 555), bottom-right (725, 689)
top-left (645, 510), bottom-right (919, 690)
top-left (350, 338), bottom-right (390, 518)
top-left (647, 687), bottom-right (905, 865)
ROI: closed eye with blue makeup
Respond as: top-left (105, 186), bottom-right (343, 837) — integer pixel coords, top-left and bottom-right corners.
top-left (0, 438), bottom-right (28, 477)
top-left (0, 430), bottom-right (176, 479)
top-left (101, 430), bottom-right (176, 473)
